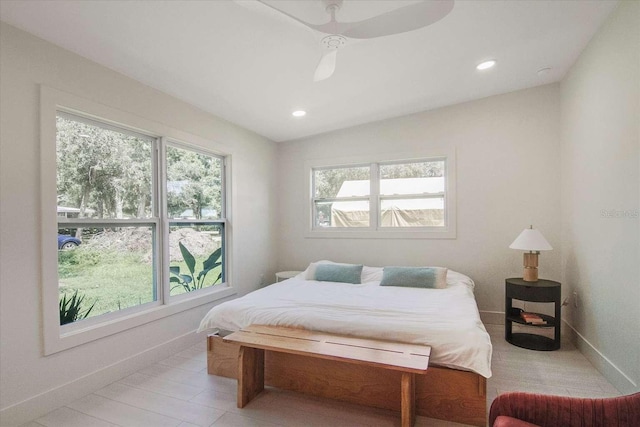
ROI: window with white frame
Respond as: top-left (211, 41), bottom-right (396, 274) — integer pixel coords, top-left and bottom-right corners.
top-left (378, 160), bottom-right (446, 228)
top-left (41, 87), bottom-right (234, 354)
top-left (310, 156), bottom-right (455, 238)
top-left (313, 165), bottom-right (371, 227)
top-left (56, 112), bottom-right (226, 326)
top-left (165, 144), bottom-right (225, 297)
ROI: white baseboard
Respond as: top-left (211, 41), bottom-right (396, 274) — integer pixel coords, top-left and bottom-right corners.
top-left (563, 320), bottom-right (637, 395)
top-left (480, 311), bottom-right (636, 393)
top-left (479, 310), bottom-right (504, 325)
top-left (0, 330), bottom-right (202, 427)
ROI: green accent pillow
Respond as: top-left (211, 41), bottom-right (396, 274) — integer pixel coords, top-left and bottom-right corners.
top-left (314, 263), bottom-right (363, 284)
top-left (380, 267), bottom-right (447, 288)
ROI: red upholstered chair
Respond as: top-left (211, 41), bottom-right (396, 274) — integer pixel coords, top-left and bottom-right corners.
top-left (489, 391), bottom-right (640, 427)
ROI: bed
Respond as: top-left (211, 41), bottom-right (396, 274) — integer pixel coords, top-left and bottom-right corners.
top-left (198, 263), bottom-right (492, 426)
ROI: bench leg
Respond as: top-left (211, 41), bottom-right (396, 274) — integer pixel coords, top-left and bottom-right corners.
top-left (401, 372), bottom-right (415, 427)
top-left (237, 346), bottom-right (264, 408)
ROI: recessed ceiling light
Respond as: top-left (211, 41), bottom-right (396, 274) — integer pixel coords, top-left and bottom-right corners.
top-left (292, 110), bottom-right (306, 117)
top-left (476, 60), bottom-right (496, 71)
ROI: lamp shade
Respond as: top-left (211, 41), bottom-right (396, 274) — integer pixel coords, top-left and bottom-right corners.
top-left (509, 227), bottom-right (553, 251)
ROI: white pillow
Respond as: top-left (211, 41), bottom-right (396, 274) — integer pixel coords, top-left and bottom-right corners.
top-left (361, 265), bottom-right (384, 283)
top-left (432, 267), bottom-right (449, 289)
top-left (303, 260), bottom-right (337, 280)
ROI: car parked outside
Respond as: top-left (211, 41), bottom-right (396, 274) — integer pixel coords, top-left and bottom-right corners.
top-left (58, 234), bottom-right (81, 250)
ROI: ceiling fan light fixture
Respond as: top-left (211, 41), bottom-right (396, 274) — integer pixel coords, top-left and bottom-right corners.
top-left (292, 110), bottom-right (307, 117)
top-left (321, 34), bottom-right (346, 50)
top-left (476, 60), bottom-right (496, 71)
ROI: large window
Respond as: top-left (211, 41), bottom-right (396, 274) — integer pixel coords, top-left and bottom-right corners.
top-left (309, 154), bottom-right (455, 238)
top-left (55, 112), bottom-right (227, 326)
top-left (42, 87), bottom-right (234, 354)
top-left (57, 113), bottom-right (158, 322)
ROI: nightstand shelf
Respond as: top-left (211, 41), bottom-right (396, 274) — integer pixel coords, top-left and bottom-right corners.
top-left (507, 333), bottom-right (558, 351)
top-left (506, 311), bottom-right (557, 327)
top-left (505, 278), bottom-right (561, 351)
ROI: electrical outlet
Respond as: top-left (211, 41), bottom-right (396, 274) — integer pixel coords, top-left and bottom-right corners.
top-left (573, 291), bottom-right (578, 308)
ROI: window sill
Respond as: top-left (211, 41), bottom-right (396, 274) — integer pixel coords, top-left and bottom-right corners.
top-left (46, 285), bottom-right (236, 355)
top-left (305, 228), bottom-right (456, 239)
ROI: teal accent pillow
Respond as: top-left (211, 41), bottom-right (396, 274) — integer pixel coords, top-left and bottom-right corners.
top-left (380, 267), bottom-right (446, 288)
top-left (314, 263), bottom-right (363, 284)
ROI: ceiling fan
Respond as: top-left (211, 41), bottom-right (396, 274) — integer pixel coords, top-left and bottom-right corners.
top-left (257, 0), bottom-right (455, 81)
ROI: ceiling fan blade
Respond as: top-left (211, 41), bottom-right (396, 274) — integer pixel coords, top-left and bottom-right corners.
top-left (314, 49), bottom-right (338, 82)
top-left (255, 0), bottom-right (328, 33)
top-left (342, 0), bottom-right (454, 39)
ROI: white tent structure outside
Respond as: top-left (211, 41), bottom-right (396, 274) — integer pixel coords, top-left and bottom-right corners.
top-left (57, 206), bottom-right (95, 218)
top-left (331, 177), bottom-right (445, 227)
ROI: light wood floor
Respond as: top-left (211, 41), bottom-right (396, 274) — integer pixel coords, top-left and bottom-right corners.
top-left (21, 324), bottom-right (620, 427)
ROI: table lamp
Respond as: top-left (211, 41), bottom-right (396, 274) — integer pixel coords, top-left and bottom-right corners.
top-left (509, 225), bottom-right (553, 282)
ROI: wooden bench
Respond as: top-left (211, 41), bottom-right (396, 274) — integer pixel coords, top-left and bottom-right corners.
top-left (223, 325), bottom-right (431, 427)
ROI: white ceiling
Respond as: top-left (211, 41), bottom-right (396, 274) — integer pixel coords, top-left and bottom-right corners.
top-left (0, 0), bottom-right (617, 142)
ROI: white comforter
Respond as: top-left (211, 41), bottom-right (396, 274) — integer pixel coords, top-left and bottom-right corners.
top-left (198, 270), bottom-right (492, 378)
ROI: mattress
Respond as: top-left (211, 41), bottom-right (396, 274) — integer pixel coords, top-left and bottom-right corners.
top-left (198, 269), bottom-right (492, 378)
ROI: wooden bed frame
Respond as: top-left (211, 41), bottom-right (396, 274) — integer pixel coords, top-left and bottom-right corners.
top-left (207, 333), bottom-right (487, 426)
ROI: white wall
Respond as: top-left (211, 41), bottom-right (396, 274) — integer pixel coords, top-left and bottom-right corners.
top-left (0, 23), bottom-right (278, 425)
top-left (560, 1), bottom-right (639, 394)
top-left (277, 84), bottom-right (563, 316)
top-left (2, 2), bottom-right (636, 422)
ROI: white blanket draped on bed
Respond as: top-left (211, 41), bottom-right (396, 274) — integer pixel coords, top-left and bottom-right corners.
top-left (198, 270), bottom-right (492, 378)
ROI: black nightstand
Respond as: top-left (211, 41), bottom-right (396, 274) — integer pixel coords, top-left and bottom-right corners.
top-left (505, 278), bottom-right (561, 351)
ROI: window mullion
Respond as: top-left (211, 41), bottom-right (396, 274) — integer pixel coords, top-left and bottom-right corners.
top-left (221, 157), bottom-right (227, 220)
top-left (380, 193), bottom-right (445, 201)
top-left (313, 197), bottom-right (371, 203)
top-left (158, 137), bottom-right (169, 305)
top-left (57, 219), bottom-right (158, 226)
top-left (443, 158), bottom-right (449, 228)
top-left (370, 163), bottom-right (379, 230)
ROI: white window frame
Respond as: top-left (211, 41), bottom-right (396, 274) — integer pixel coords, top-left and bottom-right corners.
top-left (305, 150), bottom-right (456, 239)
top-left (41, 86), bottom-right (235, 355)
top-left (163, 139), bottom-right (227, 301)
top-left (312, 163), bottom-right (373, 228)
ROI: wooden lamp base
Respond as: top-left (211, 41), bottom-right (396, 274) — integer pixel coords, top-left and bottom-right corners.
top-left (523, 252), bottom-right (539, 282)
